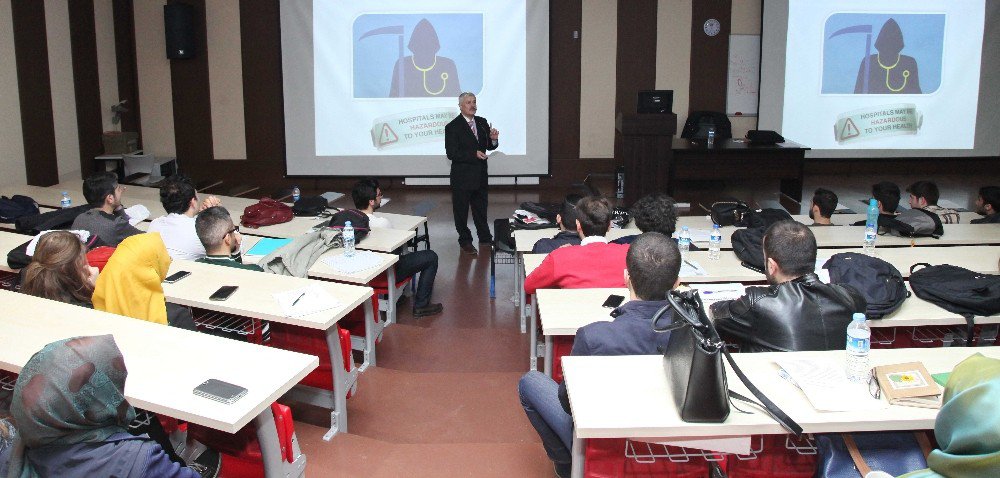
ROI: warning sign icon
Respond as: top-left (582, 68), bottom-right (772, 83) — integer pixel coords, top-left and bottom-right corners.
top-left (378, 123), bottom-right (398, 146)
top-left (839, 118), bottom-right (860, 141)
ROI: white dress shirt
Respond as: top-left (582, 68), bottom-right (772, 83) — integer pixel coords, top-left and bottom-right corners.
top-left (147, 213), bottom-right (206, 260)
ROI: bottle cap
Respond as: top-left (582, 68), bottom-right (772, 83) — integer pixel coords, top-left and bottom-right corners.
top-left (869, 198), bottom-right (877, 206)
top-left (345, 221), bottom-right (352, 226)
top-left (852, 313), bottom-right (866, 321)
top-left (682, 226), bottom-right (689, 230)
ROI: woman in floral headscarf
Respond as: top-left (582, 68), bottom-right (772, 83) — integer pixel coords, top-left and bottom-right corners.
top-left (6, 335), bottom-right (198, 477)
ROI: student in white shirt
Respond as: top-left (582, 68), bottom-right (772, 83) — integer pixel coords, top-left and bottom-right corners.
top-left (148, 175), bottom-right (221, 261)
top-left (352, 179), bottom-right (442, 318)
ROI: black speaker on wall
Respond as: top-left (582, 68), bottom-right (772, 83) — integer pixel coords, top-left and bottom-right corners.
top-left (164, 3), bottom-right (196, 59)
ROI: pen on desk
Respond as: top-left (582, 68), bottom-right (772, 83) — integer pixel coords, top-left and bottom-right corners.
top-left (683, 260), bottom-right (697, 269)
top-left (292, 292), bottom-right (306, 307)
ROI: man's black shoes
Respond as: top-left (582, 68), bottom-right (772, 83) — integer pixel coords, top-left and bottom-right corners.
top-left (460, 243), bottom-right (478, 255)
top-left (413, 303), bottom-right (443, 318)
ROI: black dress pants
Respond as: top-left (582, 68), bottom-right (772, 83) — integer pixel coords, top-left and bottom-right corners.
top-left (452, 186), bottom-right (492, 245)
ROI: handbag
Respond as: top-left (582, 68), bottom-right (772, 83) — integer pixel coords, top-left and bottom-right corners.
top-left (814, 432), bottom-right (931, 477)
top-left (652, 290), bottom-right (803, 433)
top-left (240, 198), bottom-right (293, 228)
top-left (710, 201), bottom-right (750, 227)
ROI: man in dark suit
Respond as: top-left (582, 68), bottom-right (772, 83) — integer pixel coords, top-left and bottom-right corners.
top-left (445, 92), bottom-right (499, 254)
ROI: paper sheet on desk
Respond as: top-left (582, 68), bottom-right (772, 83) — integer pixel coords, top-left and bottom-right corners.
top-left (692, 283), bottom-right (744, 305)
top-left (680, 260), bottom-right (707, 276)
top-left (672, 229), bottom-right (713, 243)
top-left (125, 204), bottom-right (150, 226)
top-left (776, 358), bottom-right (887, 412)
top-left (274, 285), bottom-right (340, 318)
top-left (322, 250), bottom-right (382, 274)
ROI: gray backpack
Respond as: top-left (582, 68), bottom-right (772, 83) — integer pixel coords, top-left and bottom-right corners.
top-left (884, 209), bottom-right (943, 238)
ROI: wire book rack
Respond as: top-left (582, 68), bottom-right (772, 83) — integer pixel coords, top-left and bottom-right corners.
top-left (624, 434), bottom-right (817, 464)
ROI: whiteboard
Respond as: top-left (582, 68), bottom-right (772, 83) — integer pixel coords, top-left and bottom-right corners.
top-left (726, 34), bottom-right (760, 116)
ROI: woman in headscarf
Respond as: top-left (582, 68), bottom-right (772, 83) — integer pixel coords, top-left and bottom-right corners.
top-left (20, 231), bottom-right (98, 308)
top-left (899, 353), bottom-right (1000, 477)
top-left (92, 233), bottom-right (194, 330)
top-left (6, 335), bottom-right (199, 477)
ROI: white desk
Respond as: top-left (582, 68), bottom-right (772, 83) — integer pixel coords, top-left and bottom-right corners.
top-left (162, 259), bottom-right (373, 440)
top-left (0, 290), bottom-right (316, 477)
top-left (563, 347), bottom-right (1000, 478)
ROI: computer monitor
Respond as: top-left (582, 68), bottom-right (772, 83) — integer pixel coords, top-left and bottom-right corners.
top-left (637, 90), bottom-right (673, 114)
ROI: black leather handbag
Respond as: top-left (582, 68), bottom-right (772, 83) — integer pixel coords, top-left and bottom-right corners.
top-left (652, 290), bottom-right (803, 433)
top-left (709, 201), bottom-right (749, 227)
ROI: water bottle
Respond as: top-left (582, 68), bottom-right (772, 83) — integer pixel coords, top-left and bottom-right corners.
top-left (343, 221), bottom-right (356, 257)
top-left (709, 224), bottom-right (722, 260)
top-left (707, 127), bottom-right (716, 148)
top-left (60, 191), bottom-right (71, 209)
top-left (615, 166), bottom-right (625, 199)
top-left (678, 226), bottom-right (691, 258)
top-left (864, 198), bottom-right (878, 255)
top-left (292, 186), bottom-right (301, 203)
top-left (846, 313), bottom-right (871, 383)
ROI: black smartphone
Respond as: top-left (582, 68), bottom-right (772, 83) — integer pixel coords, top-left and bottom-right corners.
top-left (209, 285), bottom-right (238, 301)
top-left (602, 294), bottom-right (625, 308)
top-left (163, 271), bottom-right (191, 284)
top-left (193, 379), bottom-right (248, 404)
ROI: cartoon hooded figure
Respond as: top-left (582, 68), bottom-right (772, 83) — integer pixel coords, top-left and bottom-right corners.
top-left (390, 19), bottom-right (462, 97)
top-left (855, 18), bottom-right (921, 94)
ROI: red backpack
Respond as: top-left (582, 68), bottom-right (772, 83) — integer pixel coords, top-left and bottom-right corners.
top-left (241, 198), bottom-right (293, 228)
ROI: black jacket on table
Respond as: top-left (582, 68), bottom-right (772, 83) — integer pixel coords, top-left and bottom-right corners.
top-left (445, 114), bottom-right (498, 191)
top-left (971, 213), bottom-right (1000, 224)
top-left (709, 273), bottom-right (866, 353)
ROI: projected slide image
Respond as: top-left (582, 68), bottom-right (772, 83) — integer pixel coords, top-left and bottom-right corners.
top-left (353, 14), bottom-right (483, 99)
top-left (822, 14), bottom-right (944, 95)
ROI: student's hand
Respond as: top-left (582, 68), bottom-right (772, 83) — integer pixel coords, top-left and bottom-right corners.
top-left (200, 195), bottom-right (221, 211)
top-left (87, 266), bottom-right (99, 287)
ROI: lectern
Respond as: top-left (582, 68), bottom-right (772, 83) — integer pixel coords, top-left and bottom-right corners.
top-left (614, 113), bottom-right (677, 205)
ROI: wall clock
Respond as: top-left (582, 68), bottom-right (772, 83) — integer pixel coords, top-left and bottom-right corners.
top-left (703, 18), bottom-right (721, 37)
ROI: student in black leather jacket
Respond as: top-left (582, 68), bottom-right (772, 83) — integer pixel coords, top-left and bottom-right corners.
top-left (710, 221), bottom-right (866, 352)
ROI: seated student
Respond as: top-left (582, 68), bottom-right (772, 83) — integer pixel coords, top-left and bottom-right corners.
top-left (194, 206), bottom-right (262, 272)
top-left (71, 172), bottom-right (143, 247)
top-left (809, 188), bottom-right (837, 226)
top-left (907, 181), bottom-right (960, 224)
top-left (899, 353), bottom-right (1000, 477)
top-left (0, 417), bottom-right (12, 477)
top-left (853, 181), bottom-right (902, 226)
top-left (709, 221), bottom-right (866, 352)
top-left (972, 186), bottom-right (1000, 224)
top-left (611, 193), bottom-right (692, 246)
top-left (518, 232), bottom-right (681, 478)
top-left (524, 196), bottom-right (629, 294)
top-left (148, 174), bottom-right (221, 260)
top-left (20, 231), bottom-right (99, 308)
top-left (92, 232), bottom-right (196, 330)
top-left (531, 194), bottom-right (583, 253)
top-left (7, 335), bottom-right (200, 477)
top-left (352, 179), bottom-right (443, 318)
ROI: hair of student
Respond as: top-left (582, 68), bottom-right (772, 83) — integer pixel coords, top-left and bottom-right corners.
top-left (575, 196), bottom-right (613, 237)
top-left (195, 206), bottom-right (234, 250)
top-left (558, 193), bottom-right (583, 229)
top-left (871, 181), bottom-right (901, 213)
top-left (763, 221), bottom-right (817, 278)
top-left (351, 178), bottom-right (380, 210)
top-left (159, 174), bottom-right (197, 214)
top-left (811, 188), bottom-right (838, 219)
top-left (626, 232), bottom-right (681, 301)
top-left (82, 172), bottom-right (118, 206)
top-left (20, 231), bottom-right (94, 305)
top-left (979, 186), bottom-right (1000, 211)
top-left (630, 193), bottom-right (678, 235)
top-left (906, 181), bottom-right (940, 205)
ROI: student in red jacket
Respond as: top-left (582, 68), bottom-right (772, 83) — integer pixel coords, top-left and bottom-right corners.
top-left (524, 196), bottom-right (629, 294)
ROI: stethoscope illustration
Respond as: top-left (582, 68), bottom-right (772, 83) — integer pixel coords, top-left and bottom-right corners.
top-left (877, 52), bottom-right (910, 92)
top-left (411, 55), bottom-right (448, 95)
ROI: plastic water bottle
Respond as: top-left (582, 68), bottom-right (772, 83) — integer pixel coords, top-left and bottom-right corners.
top-left (615, 166), bottom-right (625, 199)
top-left (846, 313), bottom-right (871, 383)
top-left (709, 224), bottom-right (722, 260)
top-left (343, 221), bottom-right (355, 257)
top-left (678, 226), bottom-right (691, 258)
top-left (864, 198), bottom-right (878, 255)
top-left (60, 191), bottom-right (71, 209)
top-left (707, 127), bottom-right (716, 148)
top-left (292, 186), bottom-right (301, 203)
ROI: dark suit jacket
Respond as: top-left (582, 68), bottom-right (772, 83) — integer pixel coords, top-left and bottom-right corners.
top-left (445, 114), bottom-right (498, 190)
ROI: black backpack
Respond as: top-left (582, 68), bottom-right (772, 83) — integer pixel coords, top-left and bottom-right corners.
top-left (731, 226), bottom-right (765, 272)
top-left (739, 208), bottom-right (793, 229)
top-left (823, 253), bottom-right (908, 319)
top-left (909, 264), bottom-right (1000, 318)
top-left (14, 204), bottom-right (90, 235)
top-left (0, 195), bottom-right (39, 223)
top-left (327, 209), bottom-right (370, 242)
top-left (292, 196), bottom-right (328, 217)
top-left (883, 209), bottom-right (943, 238)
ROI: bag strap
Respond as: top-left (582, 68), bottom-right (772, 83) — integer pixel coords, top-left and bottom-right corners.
top-left (961, 313), bottom-right (976, 347)
top-left (909, 263), bottom-right (931, 275)
top-left (912, 208), bottom-right (944, 238)
top-left (842, 434), bottom-right (873, 476)
top-left (914, 431), bottom-right (933, 458)
top-left (722, 347), bottom-right (803, 436)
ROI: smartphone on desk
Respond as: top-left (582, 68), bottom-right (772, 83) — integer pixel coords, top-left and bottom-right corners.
top-left (193, 379), bottom-right (247, 404)
top-left (209, 285), bottom-right (238, 301)
top-left (602, 294), bottom-right (625, 308)
top-left (163, 271), bottom-right (190, 284)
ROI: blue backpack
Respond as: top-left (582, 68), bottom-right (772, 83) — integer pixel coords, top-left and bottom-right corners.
top-left (823, 252), bottom-right (908, 319)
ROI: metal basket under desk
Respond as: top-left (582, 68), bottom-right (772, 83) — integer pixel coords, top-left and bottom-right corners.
top-left (624, 434), bottom-right (816, 464)
top-left (192, 309), bottom-right (266, 344)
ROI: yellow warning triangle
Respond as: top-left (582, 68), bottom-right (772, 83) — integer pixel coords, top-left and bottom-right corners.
top-left (379, 123), bottom-right (399, 145)
top-left (840, 118), bottom-right (860, 140)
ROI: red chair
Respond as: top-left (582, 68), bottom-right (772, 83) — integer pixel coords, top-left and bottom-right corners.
top-left (584, 438), bottom-right (714, 478)
top-left (189, 403), bottom-right (302, 478)
top-left (268, 323), bottom-right (355, 397)
top-left (550, 336), bottom-right (574, 382)
top-left (368, 270), bottom-right (412, 325)
top-left (725, 435), bottom-right (817, 478)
